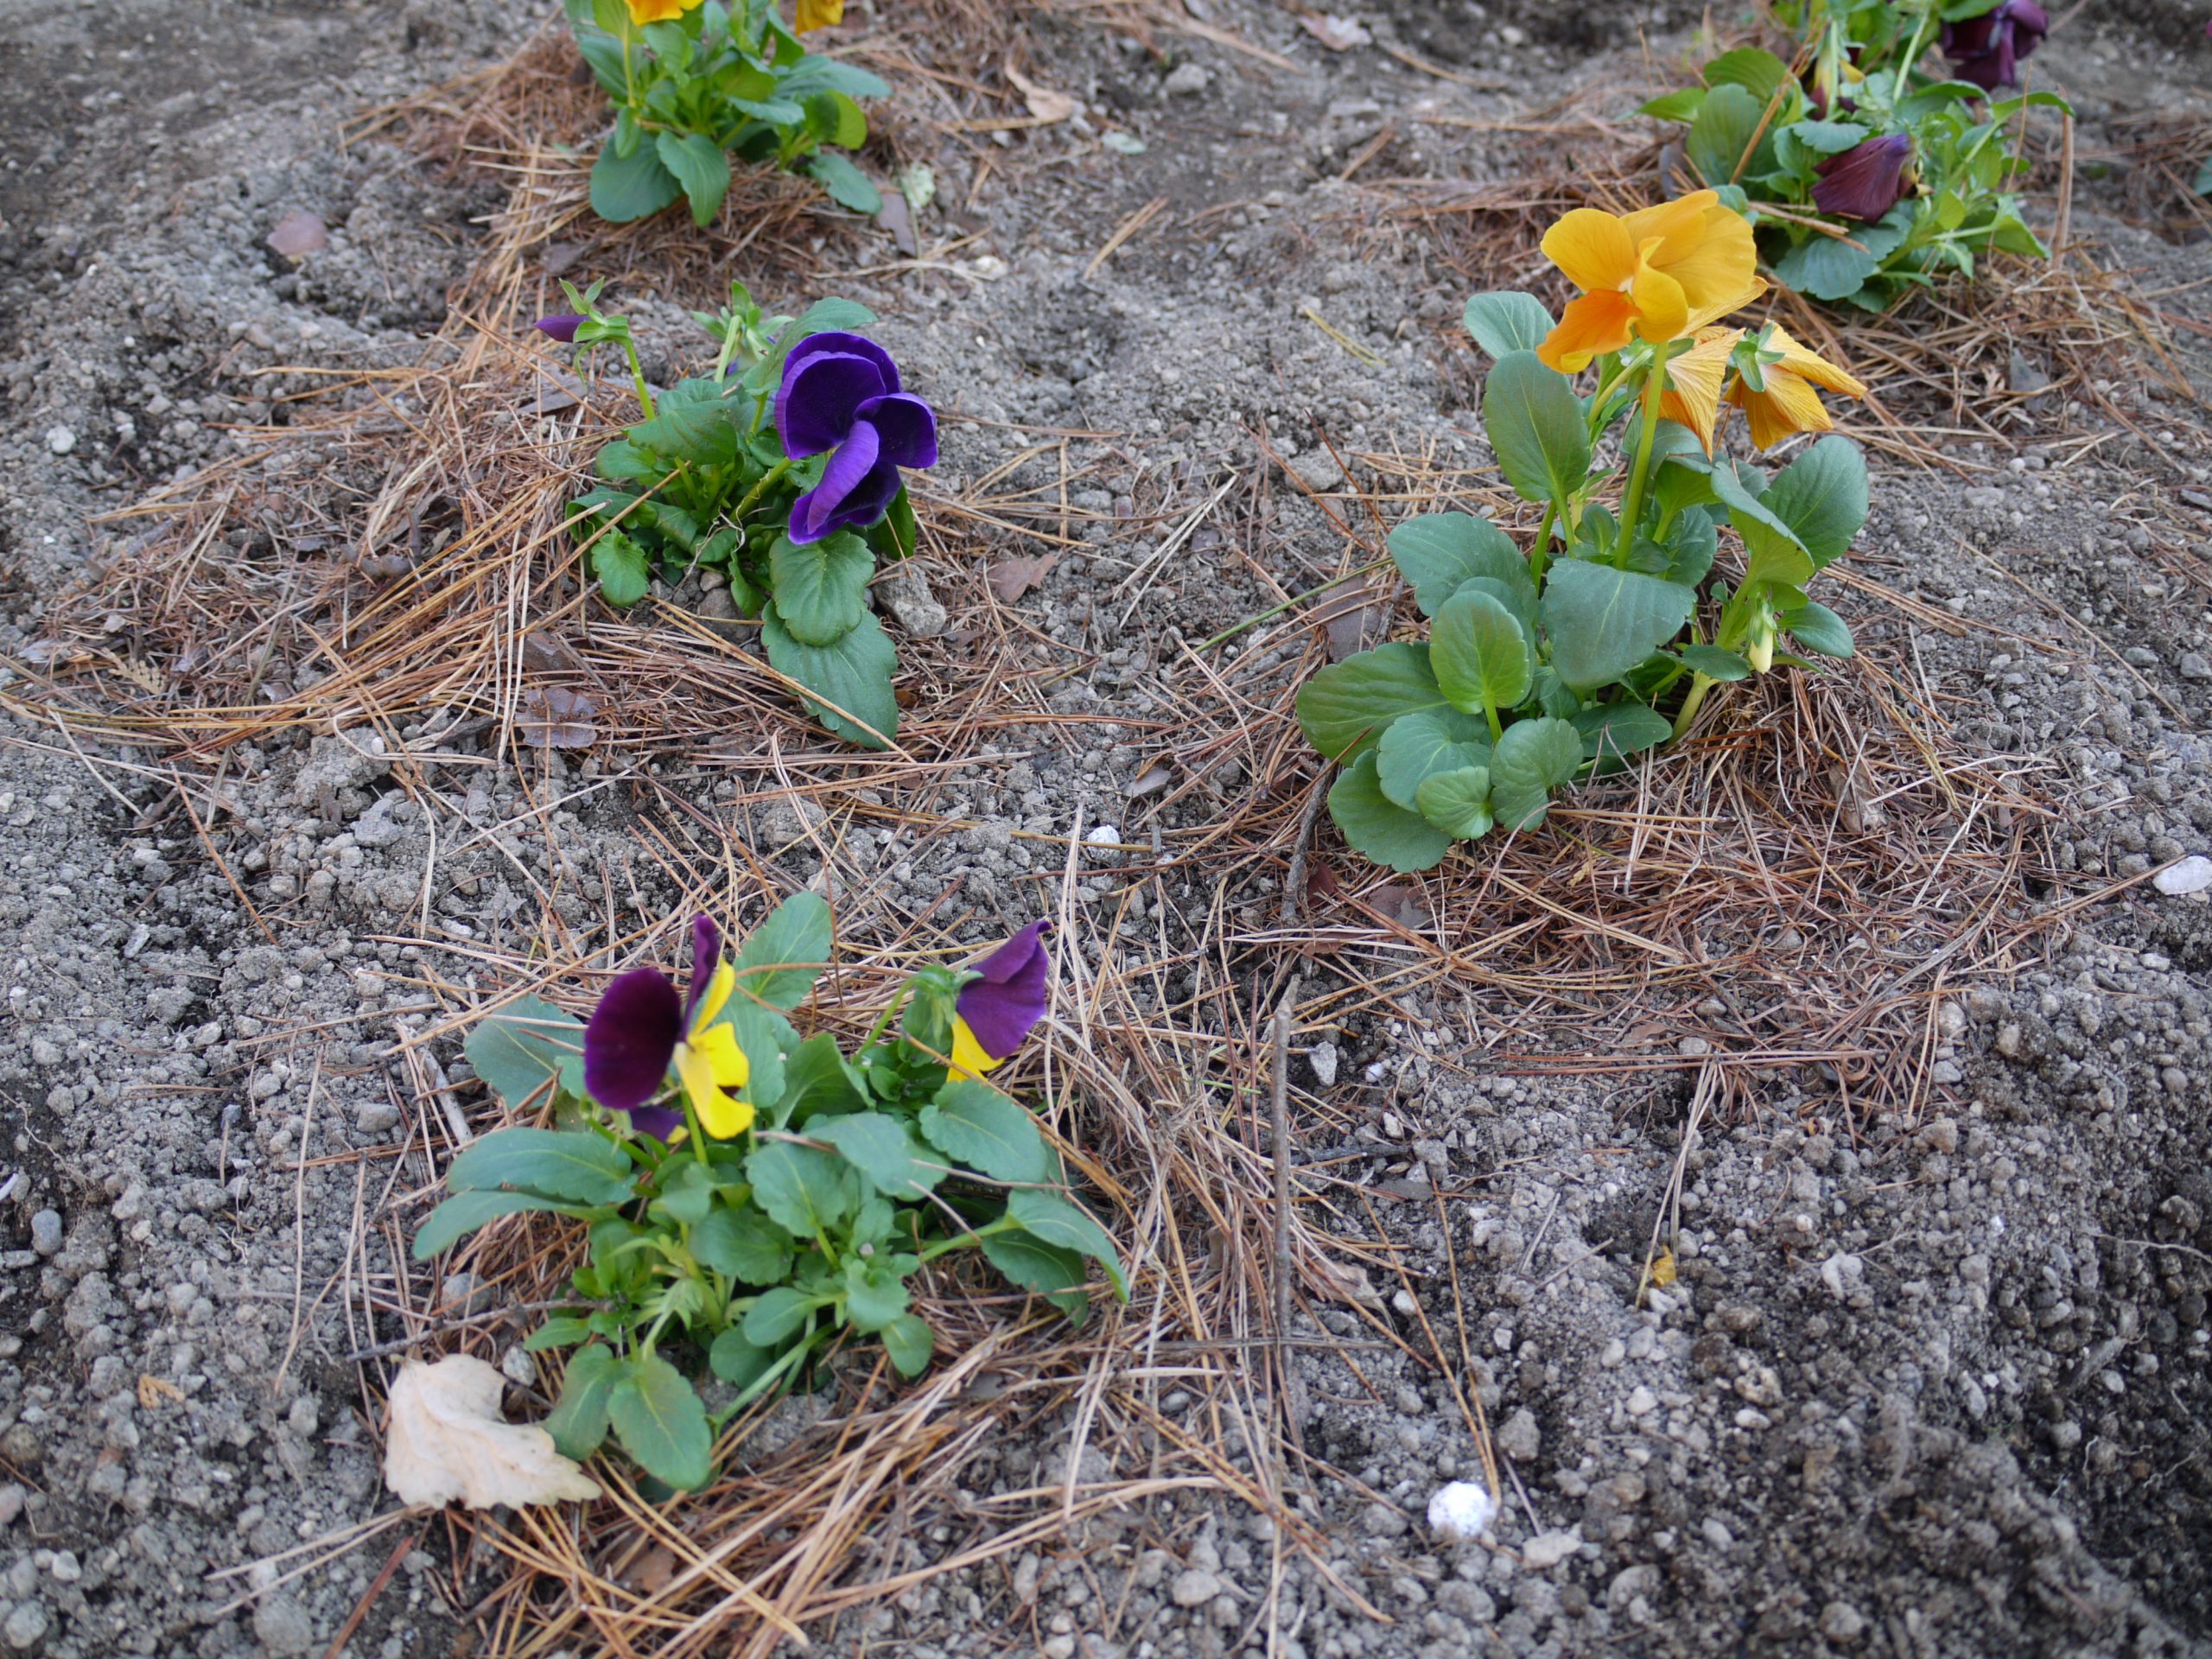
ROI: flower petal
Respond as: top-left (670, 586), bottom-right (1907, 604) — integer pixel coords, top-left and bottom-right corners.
top-left (687, 1021), bottom-right (750, 1089)
top-left (1618, 190), bottom-right (1719, 266)
top-left (1766, 326), bottom-right (1867, 397)
top-left (854, 392), bottom-right (938, 470)
top-left (676, 1041), bottom-right (753, 1139)
top-left (1812, 135), bottom-right (1912, 223)
top-left (1629, 262), bottom-right (1689, 344)
top-left (794, 0), bottom-right (845, 30)
top-left (1537, 290), bottom-right (1638, 373)
top-left (583, 969), bottom-right (683, 1114)
top-left (1539, 208), bottom-right (1640, 297)
top-left (779, 332), bottom-right (900, 401)
top-left (948, 1017), bottom-right (1002, 1081)
top-left (627, 1105), bottom-right (687, 1142)
top-left (787, 420), bottom-right (885, 544)
top-left (775, 351), bottom-right (892, 459)
top-left (1657, 328), bottom-right (1741, 455)
top-left (1729, 369), bottom-right (1834, 449)
top-left (953, 919), bottom-right (1053, 1062)
top-left (685, 914), bottom-right (723, 1027)
top-left (1650, 202), bottom-right (1760, 328)
top-left (535, 315), bottom-right (585, 344)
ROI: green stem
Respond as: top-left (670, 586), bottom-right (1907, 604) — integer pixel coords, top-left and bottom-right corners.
top-left (731, 456), bottom-right (793, 523)
top-left (1529, 502), bottom-right (1555, 582)
top-left (1612, 360), bottom-right (1669, 569)
top-left (862, 985), bottom-right (911, 1051)
top-left (1893, 1), bottom-right (1935, 88)
top-left (917, 1216), bottom-right (1014, 1267)
top-left (678, 1087), bottom-right (711, 1166)
top-left (1672, 671), bottom-right (1718, 741)
top-left (621, 337), bottom-right (656, 421)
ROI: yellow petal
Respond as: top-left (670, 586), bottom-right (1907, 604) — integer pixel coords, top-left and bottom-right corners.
top-left (1539, 208), bottom-right (1639, 297)
top-left (1764, 325), bottom-right (1867, 397)
top-left (1652, 202), bottom-right (1760, 328)
top-left (1628, 260), bottom-right (1689, 345)
top-left (687, 1021), bottom-right (750, 1089)
top-left (948, 1016), bottom-right (1003, 1081)
top-left (1684, 274), bottom-right (1767, 334)
top-left (690, 960), bottom-right (734, 1033)
top-left (676, 1041), bottom-right (753, 1139)
top-left (626, 0), bottom-right (696, 21)
top-left (1618, 191), bottom-right (1719, 265)
top-left (794, 0), bottom-right (845, 31)
top-left (1656, 328), bottom-right (1740, 455)
top-left (1538, 289), bottom-right (1638, 373)
top-left (1729, 369), bottom-right (1834, 449)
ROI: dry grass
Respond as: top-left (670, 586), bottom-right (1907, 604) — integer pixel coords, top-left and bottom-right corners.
top-left (1, 8), bottom-right (2164, 1654)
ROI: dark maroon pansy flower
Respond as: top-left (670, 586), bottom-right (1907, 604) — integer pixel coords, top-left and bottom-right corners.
top-left (536, 315), bottom-right (587, 344)
top-left (951, 919), bottom-right (1053, 1067)
top-left (582, 915), bottom-right (724, 1139)
top-left (1813, 133), bottom-right (1913, 222)
top-left (1941, 0), bottom-right (2050, 92)
top-left (774, 332), bottom-right (938, 546)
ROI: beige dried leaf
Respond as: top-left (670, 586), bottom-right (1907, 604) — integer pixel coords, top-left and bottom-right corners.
top-left (383, 1355), bottom-right (601, 1510)
top-left (1006, 64), bottom-right (1079, 123)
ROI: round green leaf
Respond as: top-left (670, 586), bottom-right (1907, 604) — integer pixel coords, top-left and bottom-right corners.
top-left (656, 130), bottom-right (733, 226)
top-left (761, 604), bottom-right (899, 750)
top-left (607, 1353), bottom-right (714, 1491)
top-left (1482, 352), bottom-right (1591, 511)
top-left (1782, 601), bottom-right (1855, 658)
top-left (768, 531), bottom-right (874, 645)
top-left (1327, 751), bottom-right (1454, 874)
top-left (1460, 292), bottom-right (1554, 361)
top-left (1488, 716), bottom-right (1586, 834)
top-left (881, 1314), bottom-right (935, 1378)
top-left (590, 139), bottom-right (683, 222)
top-left (1414, 766), bottom-right (1494, 840)
top-left (1432, 588), bottom-right (1534, 718)
top-left (918, 1080), bottom-right (1054, 1185)
top-left (1294, 642), bottom-right (1449, 762)
top-left (1679, 645), bottom-right (1752, 682)
top-left (1538, 559), bottom-right (1696, 690)
top-left (1374, 709), bottom-right (1491, 811)
top-left (1388, 512), bottom-right (1535, 620)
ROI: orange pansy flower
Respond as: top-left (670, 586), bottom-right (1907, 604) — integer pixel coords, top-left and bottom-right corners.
top-left (1726, 326), bottom-right (1868, 449)
top-left (1656, 327), bottom-right (1745, 455)
top-left (1536, 191), bottom-right (1764, 374)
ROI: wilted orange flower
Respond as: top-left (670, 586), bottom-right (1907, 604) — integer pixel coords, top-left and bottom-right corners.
top-left (794, 0), bottom-right (845, 30)
top-left (626, 0), bottom-right (703, 22)
top-left (1656, 327), bottom-right (1743, 455)
top-left (1726, 326), bottom-right (1868, 449)
top-left (1536, 191), bottom-right (1764, 374)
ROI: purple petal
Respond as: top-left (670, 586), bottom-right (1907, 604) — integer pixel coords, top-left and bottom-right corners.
top-left (626, 1105), bottom-right (686, 1142)
top-left (775, 351), bottom-right (892, 459)
top-left (780, 331), bottom-right (901, 397)
top-left (684, 914), bottom-right (722, 1027)
top-left (536, 315), bottom-right (585, 344)
top-left (954, 920), bottom-right (1053, 1062)
top-left (855, 393), bottom-right (938, 471)
top-left (1812, 134), bottom-right (1911, 222)
top-left (583, 969), bottom-right (683, 1114)
top-left (787, 421), bottom-right (883, 545)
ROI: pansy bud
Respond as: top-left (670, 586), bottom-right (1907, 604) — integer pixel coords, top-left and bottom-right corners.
top-left (536, 315), bottom-right (586, 345)
top-left (1940, 0), bottom-right (2050, 92)
top-left (1812, 134), bottom-right (1912, 223)
top-left (948, 921), bottom-right (1053, 1077)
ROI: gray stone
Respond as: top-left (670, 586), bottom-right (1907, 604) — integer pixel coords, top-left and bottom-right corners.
top-left (27, 1214), bottom-right (60, 1258)
top-left (1169, 1569), bottom-right (1223, 1608)
top-left (1307, 1042), bottom-right (1338, 1087)
top-left (1163, 62), bottom-right (1211, 97)
top-left (1496, 1407), bottom-right (1541, 1463)
top-left (251, 1592), bottom-right (316, 1656)
top-left (876, 566), bottom-right (949, 639)
top-left (1282, 448), bottom-right (1344, 494)
top-left (43, 428), bottom-right (73, 457)
top-left (1, 1600), bottom-right (46, 1650)
top-left (1820, 1601), bottom-right (1867, 1644)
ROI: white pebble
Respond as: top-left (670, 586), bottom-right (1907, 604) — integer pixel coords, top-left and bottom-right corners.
top-left (1426, 1481), bottom-right (1497, 1543)
top-left (44, 426), bottom-right (74, 456)
top-left (1520, 1529), bottom-right (1580, 1569)
top-left (1085, 823), bottom-right (1122, 845)
top-left (2153, 855), bottom-right (2212, 895)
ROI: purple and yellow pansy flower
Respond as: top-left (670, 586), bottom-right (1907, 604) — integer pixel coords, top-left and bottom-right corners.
top-left (948, 920), bottom-right (1052, 1078)
top-left (583, 916), bottom-right (753, 1140)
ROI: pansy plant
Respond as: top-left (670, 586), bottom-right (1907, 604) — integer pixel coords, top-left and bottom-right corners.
top-left (1640, 0), bottom-right (2069, 309)
top-left (565, 0), bottom-right (887, 226)
top-left (552, 280), bottom-right (934, 748)
top-left (412, 896), bottom-right (1125, 1495)
top-left (1297, 192), bottom-right (1873, 874)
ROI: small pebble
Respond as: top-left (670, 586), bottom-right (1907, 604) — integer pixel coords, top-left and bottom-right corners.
top-left (1427, 1481), bottom-right (1497, 1542)
top-left (2153, 855), bottom-right (2212, 896)
top-left (28, 1211), bottom-right (61, 1257)
top-left (44, 427), bottom-right (74, 456)
top-left (1169, 1568), bottom-right (1223, 1608)
top-left (1521, 1529), bottom-right (1580, 1569)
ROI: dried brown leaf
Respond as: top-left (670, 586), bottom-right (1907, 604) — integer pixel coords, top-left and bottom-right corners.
top-left (518, 685), bottom-right (599, 750)
top-left (1006, 65), bottom-right (1079, 123)
top-left (988, 555), bottom-right (1058, 603)
top-left (383, 1356), bottom-right (601, 1510)
top-left (266, 211), bottom-right (328, 260)
top-left (1300, 14), bottom-right (1372, 51)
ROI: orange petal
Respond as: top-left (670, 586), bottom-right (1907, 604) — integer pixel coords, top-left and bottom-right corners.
top-left (1729, 370), bottom-right (1834, 449)
top-left (1657, 329), bottom-right (1741, 454)
top-left (1629, 262), bottom-right (1689, 345)
top-left (1685, 274), bottom-right (1768, 333)
top-left (794, 0), bottom-right (845, 30)
top-left (1765, 325), bottom-right (1867, 397)
top-left (1618, 191), bottom-right (1719, 266)
top-left (1540, 209), bottom-right (1639, 297)
top-left (1655, 203), bottom-right (1761, 329)
top-left (1538, 290), bottom-right (1638, 373)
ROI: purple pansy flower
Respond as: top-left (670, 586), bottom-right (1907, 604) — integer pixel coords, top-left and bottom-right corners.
top-left (775, 332), bottom-right (938, 546)
top-left (536, 315), bottom-right (586, 344)
top-left (582, 915), bottom-right (753, 1141)
top-left (948, 920), bottom-right (1052, 1077)
top-left (1941, 0), bottom-right (2049, 92)
top-left (1813, 133), bottom-right (1913, 222)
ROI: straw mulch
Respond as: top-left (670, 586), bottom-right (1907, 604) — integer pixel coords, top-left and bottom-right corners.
top-left (0, 10), bottom-right (2164, 1655)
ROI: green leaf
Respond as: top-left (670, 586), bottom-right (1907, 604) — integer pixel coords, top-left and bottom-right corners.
top-left (691, 1205), bottom-right (794, 1284)
top-left (775, 1033), bottom-right (868, 1127)
top-left (608, 1353), bottom-right (715, 1492)
top-left (1460, 292), bottom-right (1554, 359)
top-left (813, 1112), bottom-right (948, 1199)
top-left (1702, 47), bottom-right (1789, 100)
top-left (743, 1287), bottom-right (817, 1346)
top-left (804, 151), bottom-right (882, 213)
top-left (767, 531), bottom-right (874, 645)
top-left (1414, 766), bottom-right (1494, 839)
top-left (1538, 560), bottom-right (1696, 690)
top-left (868, 485), bottom-right (918, 563)
top-left (717, 997), bottom-right (791, 1132)
top-left (1388, 513), bottom-right (1535, 620)
top-left (524, 1317), bottom-right (592, 1351)
top-left (1327, 751), bottom-right (1454, 874)
top-left (1685, 82), bottom-right (1766, 188)
top-left (1007, 1190), bottom-right (1128, 1300)
top-left (465, 996), bottom-right (585, 1110)
top-left (593, 531), bottom-right (652, 608)
top-left (1487, 717), bottom-right (1585, 834)
top-left (652, 1159), bottom-right (720, 1227)
top-left (1569, 702), bottom-right (1673, 763)
top-left (979, 1228), bottom-right (1090, 1309)
top-left (631, 389), bottom-right (741, 471)
top-left (1783, 601), bottom-right (1854, 658)
top-left (1760, 436), bottom-right (1867, 569)
top-left (656, 130), bottom-right (734, 226)
top-left (761, 605), bottom-right (899, 749)
top-left (708, 1326), bottom-right (779, 1392)
top-left (746, 1141), bottom-right (854, 1237)
top-left (918, 1079), bottom-right (1055, 1185)
top-left (842, 1256), bottom-right (912, 1332)
top-left (734, 891), bottom-right (834, 1010)
top-left (1294, 642), bottom-right (1450, 762)
top-left (448, 1128), bottom-right (639, 1205)
top-left (1374, 709), bottom-right (1492, 812)
top-left (543, 1343), bottom-right (621, 1462)
top-left (1482, 352), bottom-right (1590, 512)
top-left (1782, 118), bottom-right (1873, 156)
top-left (1638, 88), bottom-right (1707, 124)
top-left (1432, 588), bottom-right (1534, 718)
top-left (591, 139), bottom-right (683, 222)
top-left (1773, 234), bottom-right (1879, 304)
top-left (411, 1189), bottom-right (588, 1260)
top-left (1680, 645), bottom-right (1753, 681)
top-left (807, 88), bottom-right (870, 149)
top-left (880, 1313), bottom-right (934, 1377)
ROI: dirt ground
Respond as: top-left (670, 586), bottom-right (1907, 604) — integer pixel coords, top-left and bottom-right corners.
top-left (3, 1), bottom-right (2212, 1656)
